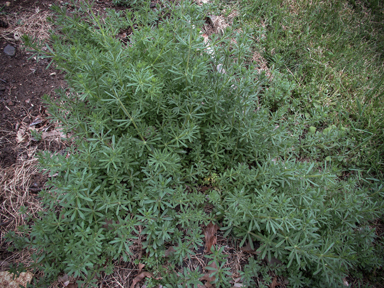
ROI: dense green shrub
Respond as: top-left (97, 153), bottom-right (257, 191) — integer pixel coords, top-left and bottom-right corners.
top-left (7, 0), bottom-right (384, 287)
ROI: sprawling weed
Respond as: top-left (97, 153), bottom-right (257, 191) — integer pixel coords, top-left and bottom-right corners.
top-left (5, 0), bottom-right (384, 287)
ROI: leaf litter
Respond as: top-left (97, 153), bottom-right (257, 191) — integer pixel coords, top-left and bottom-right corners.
top-left (240, 241), bottom-right (259, 254)
top-left (204, 222), bottom-right (219, 253)
top-left (130, 272), bottom-right (162, 288)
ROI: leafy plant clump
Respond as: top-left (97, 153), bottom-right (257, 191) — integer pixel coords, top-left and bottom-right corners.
top-left (7, 0), bottom-right (384, 287)
top-left (112, 0), bottom-right (146, 7)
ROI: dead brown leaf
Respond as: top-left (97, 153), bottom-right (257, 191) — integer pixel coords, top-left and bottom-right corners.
top-left (138, 263), bottom-right (145, 274)
top-left (204, 222), bottom-right (219, 253)
top-left (130, 272), bottom-right (153, 288)
top-left (270, 276), bottom-right (281, 288)
top-left (16, 126), bottom-right (27, 143)
top-left (164, 246), bottom-right (176, 257)
top-left (240, 241), bottom-right (259, 254)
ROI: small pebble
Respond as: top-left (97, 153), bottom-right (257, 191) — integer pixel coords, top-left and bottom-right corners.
top-left (7, 100), bottom-right (14, 106)
top-left (4, 44), bottom-right (16, 57)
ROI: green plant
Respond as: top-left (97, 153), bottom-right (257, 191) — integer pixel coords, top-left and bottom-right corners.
top-left (30, 129), bottom-right (42, 141)
top-left (204, 247), bottom-right (231, 287)
top-left (7, 0), bottom-right (384, 287)
top-left (241, 257), bottom-right (281, 287)
top-left (112, 0), bottom-right (147, 7)
top-left (237, 0), bottom-right (384, 178)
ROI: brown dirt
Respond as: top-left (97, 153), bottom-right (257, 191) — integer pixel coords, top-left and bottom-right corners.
top-left (0, 38), bottom-right (66, 167)
top-left (0, 0), bottom-right (68, 276)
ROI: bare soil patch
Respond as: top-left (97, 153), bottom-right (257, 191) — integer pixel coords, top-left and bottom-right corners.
top-left (0, 0), bottom-right (68, 274)
top-left (0, 38), bottom-right (66, 164)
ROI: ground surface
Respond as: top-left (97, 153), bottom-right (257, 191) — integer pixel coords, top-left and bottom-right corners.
top-left (0, 38), bottom-right (65, 166)
top-left (0, 0), bottom-right (64, 271)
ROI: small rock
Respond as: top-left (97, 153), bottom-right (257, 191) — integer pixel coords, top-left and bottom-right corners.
top-left (7, 100), bottom-right (14, 106)
top-left (150, 3), bottom-right (156, 8)
top-left (4, 44), bottom-right (16, 56)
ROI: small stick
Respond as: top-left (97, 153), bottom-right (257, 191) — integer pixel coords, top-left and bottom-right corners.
top-left (0, 220), bottom-right (12, 226)
top-left (0, 78), bottom-right (6, 83)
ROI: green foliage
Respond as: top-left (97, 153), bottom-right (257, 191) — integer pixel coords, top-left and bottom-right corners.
top-left (237, 0), bottom-right (384, 177)
top-left (206, 248), bottom-right (232, 287)
top-left (262, 71), bottom-right (296, 110)
top-left (112, 0), bottom-right (146, 7)
top-left (7, 0), bottom-right (384, 287)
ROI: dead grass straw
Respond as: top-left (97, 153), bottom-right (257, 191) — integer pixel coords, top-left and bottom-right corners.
top-left (0, 8), bottom-right (53, 42)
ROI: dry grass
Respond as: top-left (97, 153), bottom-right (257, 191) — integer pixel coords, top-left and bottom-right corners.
top-left (0, 129), bottom-right (70, 287)
top-left (0, 119), bottom-right (67, 277)
top-left (252, 50), bottom-right (272, 79)
top-left (0, 152), bottom-right (42, 268)
top-left (0, 8), bottom-right (53, 42)
top-left (0, 2), bottom-right (57, 282)
top-left (204, 9), bottom-right (239, 36)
